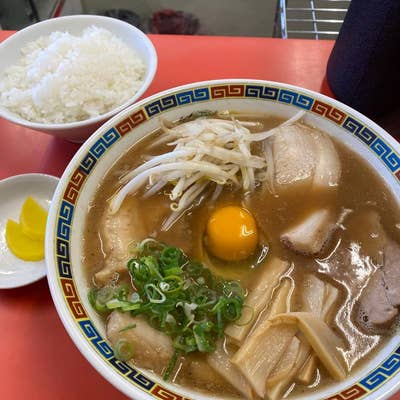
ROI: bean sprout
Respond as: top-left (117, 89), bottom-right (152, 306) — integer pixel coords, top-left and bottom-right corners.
top-left (109, 111), bottom-right (305, 228)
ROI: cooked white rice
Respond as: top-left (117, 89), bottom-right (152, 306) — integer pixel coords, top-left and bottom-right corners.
top-left (0, 26), bottom-right (146, 124)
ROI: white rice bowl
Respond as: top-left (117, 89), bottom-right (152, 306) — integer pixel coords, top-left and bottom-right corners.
top-left (0, 15), bottom-right (157, 142)
top-left (0, 26), bottom-right (146, 124)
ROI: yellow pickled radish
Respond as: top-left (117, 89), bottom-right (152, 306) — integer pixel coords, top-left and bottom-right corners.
top-left (5, 219), bottom-right (44, 261)
top-left (20, 196), bottom-right (48, 240)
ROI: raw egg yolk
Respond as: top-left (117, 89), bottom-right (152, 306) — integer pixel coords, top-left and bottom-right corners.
top-left (206, 206), bottom-right (258, 261)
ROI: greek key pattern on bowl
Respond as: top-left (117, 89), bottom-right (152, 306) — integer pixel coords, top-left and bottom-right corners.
top-left (54, 83), bottom-right (400, 400)
top-left (360, 347), bottom-right (400, 390)
top-left (79, 128), bottom-right (122, 175)
top-left (311, 100), bottom-right (346, 124)
top-left (89, 128), bottom-right (119, 158)
top-left (245, 85), bottom-right (279, 100)
top-left (116, 109), bottom-right (147, 136)
top-left (176, 88), bottom-right (209, 105)
top-left (79, 319), bottom-right (114, 359)
top-left (145, 95), bottom-right (178, 117)
top-left (151, 384), bottom-right (191, 400)
top-left (210, 84), bottom-right (245, 98)
top-left (342, 117), bottom-right (377, 145)
top-left (56, 238), bottom-right (71, 278)
top-left (326, 384), bottom-right (367, 400)
top-left (57, 200), bottom-right (74, 241)
top-left (61, 278), bottom-right (87, 319)
top-left (63, 168), bottom-right (87, 205)
top-left (278, 89), bottom-right (314, 110)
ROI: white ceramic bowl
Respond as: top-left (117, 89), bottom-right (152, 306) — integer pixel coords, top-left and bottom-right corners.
top-left (46, 80), bottom-right (400, 400)
top-left (0, 15), bottom-right (157, 142)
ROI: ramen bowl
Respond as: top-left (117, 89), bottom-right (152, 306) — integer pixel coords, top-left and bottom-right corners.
top-left (46, 79), bottom-right (400, 400)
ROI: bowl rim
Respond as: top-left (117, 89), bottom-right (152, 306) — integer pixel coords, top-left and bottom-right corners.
top-left (0, 14), bottom-right (157, 130)
top-left (46, 78), bottom-right (400, 400)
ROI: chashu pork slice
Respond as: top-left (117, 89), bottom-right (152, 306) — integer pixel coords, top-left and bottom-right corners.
top-left (358, 269), bottom-right (398, 326)
top-left (310, 129), bottom-right (342, 189)
top-left (107, 312), bottom-right (174, 373)
top-left (358, 243), bottom-right (400, 327)
top-left (269, 122), bottom-right (341, 193)
top-left (357, 212), bottom-right (400, 327)
top-left (381, 239), bottom-right (400, 308)
top-left (95, 198), bottom-right (148, 285)
top-left (271, 123), bottom-right (316, 192)
top-left (95, 195), bottom-right (175, 286)
top-left (281, 208), bottom-right (337, 255)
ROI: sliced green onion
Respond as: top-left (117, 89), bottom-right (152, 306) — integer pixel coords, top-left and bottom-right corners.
top-left (165, 313), bottom-right (176, 325)
top-left (234, 304), bottom-right (254, 326)
top-left (196, 277), bottom-right (205, 285)
top-left (159, 282), bottom-right (170, 292)
top-left (88, 287), bottom-right (114, 313)
top-left (183, 261), bottom-right (203, 278)
top-left (163, 349), bottom-right (181, 381)
top-left (97, 286), bottom-right (115, 304)
top-left (119, 324), bottom-right (137, 333)
top-left (140, 238), bottom-right (164, 254)
top-left (173, 335), bottom-right (197, 353)
top-left (105, 299), bottom-right (128, 309)
top-left (162, 275), bottom-right (183, 294)
top-left (89, 238), bottom-right (247, 381)
top-left (163, 267), bottom-right (182, 276)
top-left (121, 303), bottom-right (142, 312)
top-left (216, 309), bottom-right (223, 337)
top-left (144, 283), bottom-right (167, 303)
top-left (223, 280), bottom-right (244, 298)
top-left (193, 322), bottom-right (215, 352)
top-left (128, 259), bottom-right (150, 282)
top-left (128, 241), bottom-right (141, 256)
top-left (222, 297), bottom-right (242, 321)
top-left (160, 246), bottom-right (182, 270)
top-left (88, 288), bottom-right (100, 310)
top-left (116, 285), bottom-right (129, 301)
top-left (115, 338), bottom-right (134, 361)
top-left (142, 256), bottom-right (163, 280)
top-left (194, 288), bottom-right (217, 308)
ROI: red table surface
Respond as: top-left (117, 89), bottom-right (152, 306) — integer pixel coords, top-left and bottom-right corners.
top-left (0, 31), bottom-right (398, 400)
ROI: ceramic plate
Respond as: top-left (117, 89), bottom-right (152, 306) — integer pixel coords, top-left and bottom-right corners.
top-left (0, 173), bottom-right (59, 289)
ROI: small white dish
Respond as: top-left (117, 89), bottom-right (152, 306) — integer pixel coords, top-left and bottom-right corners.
top-left (0, 173), bottom-right (59, 289)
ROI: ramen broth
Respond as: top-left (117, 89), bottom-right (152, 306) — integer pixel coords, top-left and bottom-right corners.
top-left (83, 114), bottom-right (400, 398)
